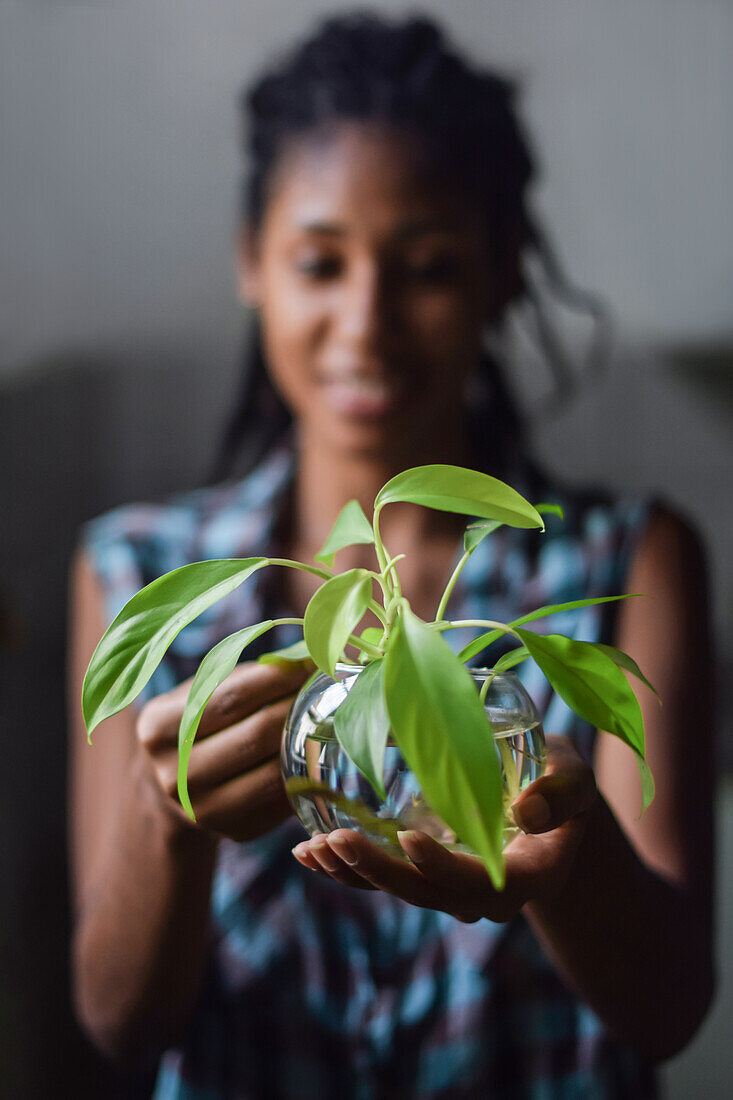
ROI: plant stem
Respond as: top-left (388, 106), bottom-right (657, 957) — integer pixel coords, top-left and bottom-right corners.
top-left (497, 735), bottom-right (520, 806)
top-left (368, 555), bottom-right (404, 621)
top-left (432, 618), bottom-right (521, 641)
top-left (372, 509), bottom-right (388, 576)
top-left (346, 634), bottom-right (383, 660)
top-left (435, 547), bottom-right (473, 622)
top-left (273, 559), bottom-right (387, 628)
top-left (367, 600), bottom-right (388, 626)
top-left (271, 617), bottom-right (305, 628)
top-left (479, 673), bottom-right (495, 704)
top-left (382, 553), bottom-right (406, 584)
top-left (268, 558), bottom-right (333, 581)
top-left (373, 507), bottom-right (403, 602)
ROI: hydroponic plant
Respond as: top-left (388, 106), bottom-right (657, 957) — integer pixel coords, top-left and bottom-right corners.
top-left (82, 464), bottom-right (655, 889)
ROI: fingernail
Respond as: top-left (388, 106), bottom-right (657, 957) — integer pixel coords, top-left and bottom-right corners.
top-left (328, 836), bottom-right (358, 866)
top-left (310, 841), bottom-right (341, 873)
top-left (513, 793), bottom-right (551, 833)
top-left (292, 844), bottom-right (310, 864)
top-left (397, 830), bottom-right (425, 864)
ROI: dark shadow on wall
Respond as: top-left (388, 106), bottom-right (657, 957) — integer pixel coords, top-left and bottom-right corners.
top-left (662, 345), bottom-right (733, 428)
top-left (0, 348), bottom-right (233, 1098)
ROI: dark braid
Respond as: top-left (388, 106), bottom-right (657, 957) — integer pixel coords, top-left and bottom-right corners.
top-left (213, 13), bottom-right (585, 482)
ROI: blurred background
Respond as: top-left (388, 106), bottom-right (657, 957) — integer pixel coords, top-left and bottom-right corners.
top-left (1, 1), bottom-right (731, 1096)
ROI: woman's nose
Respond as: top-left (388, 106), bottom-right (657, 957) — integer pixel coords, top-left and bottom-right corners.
top-left (339, 262), bottom-right (390, 351)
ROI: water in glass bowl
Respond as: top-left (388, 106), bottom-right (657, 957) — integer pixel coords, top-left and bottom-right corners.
top-left (281, 667), bottom-right (546, 856)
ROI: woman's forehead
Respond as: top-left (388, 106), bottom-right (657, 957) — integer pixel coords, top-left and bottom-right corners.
top-left (263, 121), bottom-right (484, 239)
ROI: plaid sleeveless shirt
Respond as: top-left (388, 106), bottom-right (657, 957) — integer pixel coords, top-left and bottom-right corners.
top-left (83, 444), bottom-right (656, 1099)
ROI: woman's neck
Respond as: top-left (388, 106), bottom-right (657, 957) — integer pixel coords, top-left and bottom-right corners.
top-left (291, 421), bottom-right (471, 565)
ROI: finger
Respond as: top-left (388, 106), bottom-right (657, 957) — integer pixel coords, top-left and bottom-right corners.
top-left (296, 835), bottom-right (376, 890)
top-left (193, 755), bottom-right (291, 841)
top-left (318, 831), bottom-right (558, 924)
top-left (396, 830), bottom-right (494, 892)
top-left (292, 836), bottom-right (329, 875)
top-left (199, 662), bottom-right (307, 738)
top-left (396, 830), bottom-right (541, 922)
top-left (144, 697), bottom-right (293, 801)
top-left (512, 735), bottom-right (597, 834)
top-left (185, 697), bottom-right (295, 793)
top-left (137, 661), bottom-right (307, 748)
top-left (322, 830), bottom-right (447, 910)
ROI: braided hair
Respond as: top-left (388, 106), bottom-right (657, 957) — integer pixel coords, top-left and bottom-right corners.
top-left (214, 13), bottom-right (596, 481)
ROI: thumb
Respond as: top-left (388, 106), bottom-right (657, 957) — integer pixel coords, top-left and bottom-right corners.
top-left (512, 763), bottom-right (597, 835)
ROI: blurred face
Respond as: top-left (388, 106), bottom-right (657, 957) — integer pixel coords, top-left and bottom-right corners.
top-left (239, 123), bottom-right (507, 460)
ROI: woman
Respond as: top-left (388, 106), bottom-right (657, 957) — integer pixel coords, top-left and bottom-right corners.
top-left (68, 15), bottom-right (714, 1098)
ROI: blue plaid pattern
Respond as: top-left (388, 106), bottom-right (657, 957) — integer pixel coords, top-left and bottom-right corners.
top-left (83, 445), bottom-right (656, 1099)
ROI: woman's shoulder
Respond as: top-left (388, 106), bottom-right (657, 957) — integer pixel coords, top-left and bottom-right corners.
top-left (80, 445), bottom-right (295, 616)
top-left (510, 454), bottom-right (654, 562)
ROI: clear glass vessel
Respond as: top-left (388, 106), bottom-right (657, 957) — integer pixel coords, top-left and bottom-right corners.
top-left (281, 664), bottom-right (546, 857)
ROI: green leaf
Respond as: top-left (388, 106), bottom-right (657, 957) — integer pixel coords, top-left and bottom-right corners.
top-left (515, 629), bottom-right (654, 811)
top-left (303, 569), bottom-right (373, 676)
top-left (464, 520), bottom-right (503, 553)
top-left (456, 595), bottom-right (638, 664)
top-left (383, 607), bottom-right (505, 887)
top-left (82, 558), bottom-right (268, 737)
top-left (375, 465), bottom-right (544, 530)
top-left (493, 645), bottom-right (531, 672)
top-left (456, 627), bottom-right (514, 664)
top-left (534, 502), bottom-right (565, 520)
top-left (592, 644), bottom-right (660, 700)
top-left (463, 503), bottom-right (564, 553)
top-left (355, 626), bottom-right (385, 662)
top-left (314, 500), bottom-right (375, 568)
top-left (333, 659), bottom-right (390, 799)
top-left (177, 620), bottom-right (276, 819)
top-left (258, 639), bottom-right (313, 667)
top-left (511, 594), bottom-right (639, 632)
top-left (358, 626), bottom-right (384, 648)
top-left (632, 752), bottom-right (656, 816)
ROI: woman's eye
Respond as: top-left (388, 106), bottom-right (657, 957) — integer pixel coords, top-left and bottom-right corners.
top-left (294, 254), bottom-right (342, 280)
top-left (404, 255), bottom-right (457, 284)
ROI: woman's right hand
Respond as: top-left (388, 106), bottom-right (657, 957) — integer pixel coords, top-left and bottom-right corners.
top-left (69, 555), bottom-right (311, 1062)
top-left (135, 660), bottom-right (311, 843)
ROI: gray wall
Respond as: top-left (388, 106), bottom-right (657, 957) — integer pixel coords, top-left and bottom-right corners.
top-left (2, 0), bottom-right (731, 649)
top-left (3, 0), bottom-right (733, 361)
top-left (1, 2), bottom-right (731, 1096)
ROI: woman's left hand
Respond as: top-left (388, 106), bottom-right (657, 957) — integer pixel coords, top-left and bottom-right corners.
top-left (292, 735), bottom-right (598, 923)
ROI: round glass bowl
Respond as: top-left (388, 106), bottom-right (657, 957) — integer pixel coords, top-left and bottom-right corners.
top-left (281, 664), bottom-right (546, 856)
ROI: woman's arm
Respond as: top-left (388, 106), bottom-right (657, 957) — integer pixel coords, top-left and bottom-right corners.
top-left (68, 551), bottom-right (217, 1069)
top-left (523, 506), bottom-right (715, 1060)
top-left (295, 506), bottom-right (715, 1061)
top-left (68, 550), bottom-right (306, 1068)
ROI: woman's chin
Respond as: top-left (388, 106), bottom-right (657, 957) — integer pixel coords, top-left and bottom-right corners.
top-left (309, 408), bottom-right (412, 461)
top-left (300, 385), bottom-right (455, 463)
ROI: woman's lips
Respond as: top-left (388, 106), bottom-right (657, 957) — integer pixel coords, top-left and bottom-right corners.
top-left (319, 374), bottom-right (400, 418)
